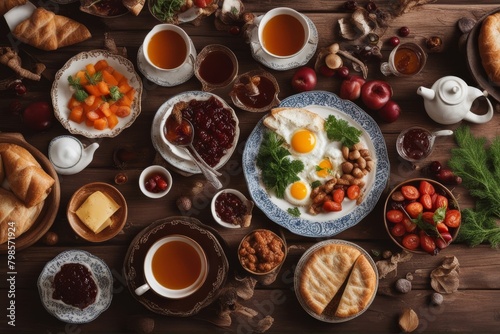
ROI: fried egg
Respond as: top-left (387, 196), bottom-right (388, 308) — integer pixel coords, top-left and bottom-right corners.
top-left (284, 179), bottom-right (312, 206)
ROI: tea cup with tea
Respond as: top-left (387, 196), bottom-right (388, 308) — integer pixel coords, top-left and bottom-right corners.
top-left (134, 235), bottom-right (208, 299)
top-left (194, 44), bottom-right (239, 92)
top-left (256, 7), bottom-right (311, 59)
top-left (143, 24), bottom-right (194, 72)
top-left (380, 42), bottom-right (427, 77)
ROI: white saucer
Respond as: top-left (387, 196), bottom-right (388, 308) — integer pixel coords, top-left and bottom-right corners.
top-left (4, 1), bottom-right (36, 31)
top-left (137, 41), bottom-right (197, 87)
top-left (249, 14), bottom-right (318, 71)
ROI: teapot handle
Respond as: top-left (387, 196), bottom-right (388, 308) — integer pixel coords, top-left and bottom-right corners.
top-left (464, 96), bottom-right (494, 124)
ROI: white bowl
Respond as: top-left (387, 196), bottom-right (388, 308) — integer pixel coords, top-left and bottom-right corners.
top-left (139, 165), bottom-right (173, 199)
top-left (211, 189), bottom-right (252, 228)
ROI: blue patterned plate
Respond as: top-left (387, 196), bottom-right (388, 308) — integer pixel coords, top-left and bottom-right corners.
top-left (38, 250), bottom-right (113, 323)
top-left (242, 91), bottom-right (389, 237)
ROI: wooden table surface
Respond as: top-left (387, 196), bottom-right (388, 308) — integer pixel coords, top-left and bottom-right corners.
top-left (1, 0), bottom-right (500, 332)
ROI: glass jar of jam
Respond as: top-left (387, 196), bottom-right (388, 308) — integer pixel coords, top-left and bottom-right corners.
top-left (396, 127), bottom-right (453, 162)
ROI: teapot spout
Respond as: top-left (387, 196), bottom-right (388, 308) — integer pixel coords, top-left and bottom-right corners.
top-left (84, 142), bottom-right (99, 156)
top-left (417, 86), bottom-right (435, 100)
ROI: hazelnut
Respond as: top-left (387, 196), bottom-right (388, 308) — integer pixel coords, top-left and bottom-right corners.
top-left (426, 36), bottom-right (443, 52)
top-left (176, 196), bottom-right (192, 212)
top-left (43, 232), bottom-right (58, 246)
top-left (382, 250), bottom-right (393, 259)
top-left (114, 172), bottom-right (128, 185)
top-left (395, 278), bottom-right (412, 293)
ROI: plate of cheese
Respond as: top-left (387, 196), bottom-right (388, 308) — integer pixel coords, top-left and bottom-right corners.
top-left (67, 182), bottom-right (127, 242)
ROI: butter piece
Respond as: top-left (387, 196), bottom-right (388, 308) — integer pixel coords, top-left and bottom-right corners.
top-left (76, 191), bottom-right (120, 233)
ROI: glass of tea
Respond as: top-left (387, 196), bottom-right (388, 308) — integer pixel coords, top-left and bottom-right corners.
top-left (257, 7), bottom-right (310, 59)
top-left (380, 42), bottom-right (427, 77)
top-left (194, 44), bottom-right (239, 91)
top-left (134, 235), bottom-right (208, 299)
top-left (143, 24), bottom-right (193, 72)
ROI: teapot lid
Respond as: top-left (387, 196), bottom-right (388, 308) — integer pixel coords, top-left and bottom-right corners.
top-left (48, 135), bottom-right (82, 169)
top-left (437, 76), bottom-right (466, 105)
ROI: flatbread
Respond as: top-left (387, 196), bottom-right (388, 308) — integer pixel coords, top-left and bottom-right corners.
top-left (299, 243), bottom-right (361, 315)
top-left (334, 254), bottom-right (377, 318)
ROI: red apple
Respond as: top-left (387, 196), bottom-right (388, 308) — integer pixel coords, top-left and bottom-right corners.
top-left (378, 100), bottom-right (401, 122)
top-left (319, 65), bottom-right (335, 77)
top-left (291, 67), bottom-right (317, 92)
top-left (361, 80), bottom-right (393, 110)
top-left (23, 101), bottom-right (54, 131)
top-left (339, 75), bottom-right (366, 100)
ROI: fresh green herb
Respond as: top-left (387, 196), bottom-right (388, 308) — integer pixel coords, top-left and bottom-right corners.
top-left (287, 207), bottom-right (301, 217)
top-left (311, 180), bottom-right (322, 189)
top-left (256, 130), bottom-right (304, 199)
top-left (86, 71), bottom-right (102, 85)
top-left (151, 0), bottom-right (184, 22)
top-left (324, 115), bottom-right (362, 148)
top-left (68, 76), bottom-right (88, 102)
top-left (109, 86), bottom-right (123, 101)
top-left (448, 126), bottom-right (500, 247)
top-left (411, 206), bottom-right (447, 240)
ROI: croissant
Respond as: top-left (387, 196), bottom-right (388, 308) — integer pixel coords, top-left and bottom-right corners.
top-left (0, 144), bottom-right (55, 208)
top-left (12, 7), bottom-right (91, 51)
top-left (122, 0), bottom-right (145, 16)
top-left (478, 12), bottom-right (500, 85)
top-left (0, 188), bottom-right (43, 244)
top-left (0, 0), bottom-right (27, 16)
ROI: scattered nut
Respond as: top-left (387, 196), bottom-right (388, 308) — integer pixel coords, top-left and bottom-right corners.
top-left (191, 181), bottom-right (205, 195)
top-left (430, 292), bottom-right (444, 306)
top-left (176, 196), bottom-right (192, 212)
top-left (395, 278), bottom-right (412, 293)
top-left (43, 231), bottom-right (58, 246)
top-left (406, 272), bottom-right (414, 281)
top-left (457, 17), bottom-right (476, 34)
top-left (382, 250), bottom-right (393, 259)
top-left (425, 36), bottom-right (443, 52)
top-left (399, 308), bottom-right (419, 333)
top-left (114, 172), bottom-right (128, 185)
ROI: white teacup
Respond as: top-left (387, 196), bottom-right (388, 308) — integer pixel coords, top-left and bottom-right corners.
top-left (134, 235), bottom-right (208, 299)
top-left (257, 7), bottom-right (310, 59)
top-left (143, 24), bottom-right (193, 72)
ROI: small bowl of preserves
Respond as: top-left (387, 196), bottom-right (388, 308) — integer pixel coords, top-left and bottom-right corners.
top-left (238, 229), bottom-right (287, 275)
top-left (396, 127), bottom-right (453, 162)
top-left (139, 165), bottom-right (173, 199)
top-left (211, 189), bottom-right (254, 228)
top-left (194, 44), bottom-right (238, 92)
top-left (384, 178), bottom-right (460, 255)
top-left (229, 70), bottom-right (280, 112)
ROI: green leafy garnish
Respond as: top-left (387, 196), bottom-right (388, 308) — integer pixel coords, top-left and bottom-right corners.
top-left (448, 126), bottom-right (500, 247)
top-left (324, 115), bottom-right (362, 148)
top-left (256, 130), bottom-right (304, 199)
top-left (109, 86), bottom-right (123, 101)
top-left (287, 207), bottom-right (301, 217)
top-left (311, 180), bottom-right (322, 189)
top-left (68, 75), bottom-right (88, 102)
top-left (151, 0), bottom-right (184, 22)
top-left (412, 206), bottom-right (447, 240)
top-left (85, 71), bottom-right (103, 85)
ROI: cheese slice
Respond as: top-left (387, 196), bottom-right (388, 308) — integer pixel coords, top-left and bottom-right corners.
top-left (76, 191), bottom-right (120, 233)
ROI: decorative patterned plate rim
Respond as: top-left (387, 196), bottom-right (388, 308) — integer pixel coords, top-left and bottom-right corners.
top-left (248, 14), bottom-right (318, 71)
top-left (242, 90), bottom-right (390, 237)
top-left (123, 216), bottom-right (229, 316)
top-left (151, 91), bottom-right (240, 174)
top-left (37, 249), bottom-right (113, 324)
top-left (51, 49), bottom-right (143, 138)
top-left (293, 239), bottom-right (378, 323)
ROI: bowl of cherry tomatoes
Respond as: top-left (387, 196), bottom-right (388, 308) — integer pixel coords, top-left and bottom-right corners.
top-left (384, 178), bottom-right (461, 255)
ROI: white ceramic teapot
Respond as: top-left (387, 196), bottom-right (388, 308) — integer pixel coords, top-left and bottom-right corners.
top-left (48, 135), bottom-right (99, 175)
top-left (417, 76), bottom-right (494, 125)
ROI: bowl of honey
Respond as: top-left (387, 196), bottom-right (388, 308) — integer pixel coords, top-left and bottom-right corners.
top-left (194, 44), bottom-right (238, 91)
top-left (229, 70), bottom-right (280, 112)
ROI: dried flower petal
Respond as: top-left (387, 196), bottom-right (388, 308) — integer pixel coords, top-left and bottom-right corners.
top-left (430, 256), bottom-right (460, 294)
top-left (376, 250), bottom-right (413, 278)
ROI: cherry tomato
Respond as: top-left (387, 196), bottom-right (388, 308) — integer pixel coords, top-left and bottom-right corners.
top-left (420, 193), bottom-right (433, 210)
top-left (433, 194), bottom-right (449, 211)
top-left (323, 200), bottom-right (342, 212)
top-left (435, 238), bottom-right (449, 250)
top-left (444, 209), bottom-right (461, 228)
top-left (386, 209), bottom-right (404, 223)
top-left (194, 0), bottom-right (212, 8)
top-left (441, 231), bottom-right (453, 243)
top-left (333, 188), bottom-right (345, 204)
top-left (391, 223), bottom-right (406, 237)
top-left (419, 180), bottom-right (435, 195)
top-left (406, 201), bottom-right (423, 218)
top-left (421, 211), bottom-right (435, 225)
top-left (402, 217), bottom-right (417, 232)
top-left (420, 233), bottom-right (437, 255)
top-left (436, 222), bottom-right (449, 233)
top-left (402, 233), bottom-right (420, 250)
top-left (347, 184), bottom-right (360, 200)
top-left (401, 185), bottom-right (420, 200)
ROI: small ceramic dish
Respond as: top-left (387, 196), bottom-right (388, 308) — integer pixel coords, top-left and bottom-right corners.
top-left (38, 250), bottom-right (113, 323)
top-left (229, 70), bottom-right (280, 112)
top-left (67, 182), bottom-right (127, 242)
top-left (211, 189), bottom-right (254, 228)
top-left (384, 178), bottom-right (460, 255)
top-left (139, 165), bottom-right (173, 199)
top-left (238, 229), bottom-right (287, 275)
top-left (194, 44), bottom-right (238, 91)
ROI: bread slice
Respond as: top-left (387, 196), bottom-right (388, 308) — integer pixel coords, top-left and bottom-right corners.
top-left (334, 254), bottom-right (377, 318)
top-left (122, 0), bottom-right (145, 16)
top-left (299, 244), bottom-right (361, 315)
top-left (13, 7), bottom-right (91, 51)
top-left (263, 107), bottom-right (325, 134)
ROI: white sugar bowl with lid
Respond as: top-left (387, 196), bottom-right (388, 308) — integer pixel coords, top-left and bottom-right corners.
top-left (417, 75), bottom-right (494, 125)
top-left (48, 135), bottom-right (99, 175)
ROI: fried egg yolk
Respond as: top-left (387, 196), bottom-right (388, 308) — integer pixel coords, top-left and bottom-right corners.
top-left (316, 159), bottom-right (333, 178)
top-left (291, 129), bottom-right (316, 154)
top-left (284, 180), bottom-right (312, 206)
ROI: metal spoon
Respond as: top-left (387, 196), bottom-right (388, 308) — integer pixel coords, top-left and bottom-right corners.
top-left (165, 117), bottom-right (222, 189)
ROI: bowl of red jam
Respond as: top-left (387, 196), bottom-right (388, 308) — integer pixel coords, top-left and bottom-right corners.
top-left (211, 189), bottom-right (254, 228)
top-left (139, 165), bottom-right (172, 199)
top-left (229, 70), bottom-right (280, 113)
